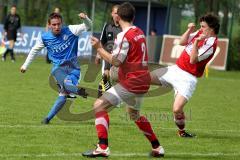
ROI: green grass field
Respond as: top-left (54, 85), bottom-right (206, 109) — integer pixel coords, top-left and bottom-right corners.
top-left (0, 55), bottom-right (240, 160)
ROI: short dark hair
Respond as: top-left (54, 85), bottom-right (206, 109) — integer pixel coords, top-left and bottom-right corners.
top-left (48, 13), bottom-right (62, 24)
top-left (199, 13), bottom-right (220, 34)
top-left (117, 2), bottom-right (135, 22)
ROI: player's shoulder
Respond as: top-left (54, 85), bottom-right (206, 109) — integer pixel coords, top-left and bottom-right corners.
top-left (105, 22), bottom-right (113, 28)
top-left (116, 26), bottom-right (140, 41)
top-left (104, 23), bottom-right (118, 32)
top-left (41, 31), bottom-right (56, 40)
top-left (62, 26), bottom-right (69, 31)
top-left (125, 26), bottom-right (145, 39)
top-left (126, 26), bottom-right (144, 35)
top-left (41, 32), bottom-right (48, 38)
top-left (41, 31), bottom-right (50, 38)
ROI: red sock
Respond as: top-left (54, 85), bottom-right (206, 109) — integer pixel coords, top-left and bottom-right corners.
top-left (135, 116), bottom-right (160, 149)
top-left (174, 112), bottom-right (185, 130)
top-left (95, 111), bottom-right (109, 149)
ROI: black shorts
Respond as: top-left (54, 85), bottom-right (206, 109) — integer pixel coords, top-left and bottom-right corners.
top-left (7, 31), bottom-right (17, 41)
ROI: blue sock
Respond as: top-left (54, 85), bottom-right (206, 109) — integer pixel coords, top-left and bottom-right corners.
top-left (46, 96), bottom-right (67, 121)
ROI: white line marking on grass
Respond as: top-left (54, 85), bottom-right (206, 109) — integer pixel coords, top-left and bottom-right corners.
top-left (1, 124), bottom-right (240, 134)
top-left (0, 152), bottom-right (240, 158)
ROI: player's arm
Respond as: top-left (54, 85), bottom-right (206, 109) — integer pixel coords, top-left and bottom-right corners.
top-left (80, 13), bottom-right (92, 30)
top-left (68, 13), bottom-right (92, 35)
top-left (179, 23), bottom-right (195, 46)
top-left (91, 36), bottom-right (123, 67)
top-left (190, 34), bottom-right (207, 64)
top-left (96, 47), bottom-right (121, 67)
top-left (20, 38), bottom-right (45, 73)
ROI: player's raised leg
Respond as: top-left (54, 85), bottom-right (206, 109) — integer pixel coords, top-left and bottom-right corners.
top-left (53, 67), bottom-right (88, 98)
top-left (63, 76), bottom-right (88, 98)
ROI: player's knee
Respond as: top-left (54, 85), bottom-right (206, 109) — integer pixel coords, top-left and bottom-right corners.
top-left (93, 98), bottom-right (107, 112)
top-left (64, 79), bottom-right (72, 85)
top-left (59, 92), bottom-right (68, 97)
top-left (173, 107), bottom-right (183, 115)
top-left (93, 99), bottom-right (101, 109)
top-left (173, 103), bottom-right (185, 114)
top-left (173, 108), bottom-right (184, 119)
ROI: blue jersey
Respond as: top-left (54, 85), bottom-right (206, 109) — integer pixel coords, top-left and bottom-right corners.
top-left (21, 16), bottom-right (92, 72)
top-left (42, 26), bottom-right (79, 66)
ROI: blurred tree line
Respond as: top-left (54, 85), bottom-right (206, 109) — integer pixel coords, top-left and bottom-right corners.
top-left (0, 0), bottom-right (111, 31)
top-left (0, 0), bottom-right (239, 69)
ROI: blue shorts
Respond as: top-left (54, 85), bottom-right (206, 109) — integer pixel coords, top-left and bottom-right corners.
top-left (51, 64), bottom-right (81, 93)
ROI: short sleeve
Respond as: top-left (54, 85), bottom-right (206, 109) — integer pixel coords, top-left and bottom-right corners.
top-left (112, 35), bottom-right (129, 63)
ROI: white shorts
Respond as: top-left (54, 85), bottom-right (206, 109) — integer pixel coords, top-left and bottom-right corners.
top-left (102, 83), bottom-right (144, 110)
top-left (158, 65), bottom-right (197, 100)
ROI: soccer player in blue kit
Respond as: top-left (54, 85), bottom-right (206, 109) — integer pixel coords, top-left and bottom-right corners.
top-left (20, 12), bottom-right (91, 124)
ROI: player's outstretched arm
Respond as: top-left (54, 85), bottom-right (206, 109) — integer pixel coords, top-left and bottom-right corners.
top-left (79, 12), bottom-right (92, 30)
top-left (68, 13), bottom-right (92, 36)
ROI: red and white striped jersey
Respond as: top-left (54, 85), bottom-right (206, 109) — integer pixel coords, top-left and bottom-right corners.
top-left (112, 26), bottom-right (150, 94)
top-left (176, 30), bottom-right (218, 77)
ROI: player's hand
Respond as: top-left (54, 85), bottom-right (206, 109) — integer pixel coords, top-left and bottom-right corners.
top-left (78, 13), bottom-right (87, 19)
top-left (20, 66), bottom-right (26, 73)
top-left (91, 36), bottom-right (102, 49)
top-left (187, 23), bottom-right (195, 32)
